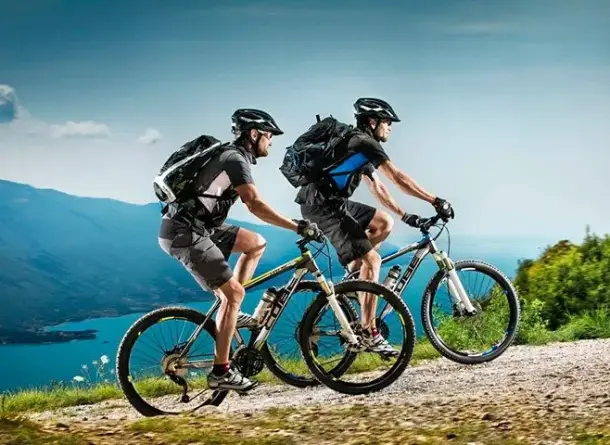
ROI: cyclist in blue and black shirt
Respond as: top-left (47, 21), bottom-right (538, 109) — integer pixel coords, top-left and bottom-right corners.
top-left (295, 97), bottom-right (455, 356)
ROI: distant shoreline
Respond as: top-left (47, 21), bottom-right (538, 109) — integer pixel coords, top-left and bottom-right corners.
top-left (0, 297), bottom-right (221, 346)
top-left (0, 328), bottom-right (99, 346)
top-left (0, 306), bottom-right (164, 346)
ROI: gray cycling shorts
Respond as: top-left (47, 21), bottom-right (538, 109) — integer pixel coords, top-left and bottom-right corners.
top-left (158, 216), bottom-right (239, 291)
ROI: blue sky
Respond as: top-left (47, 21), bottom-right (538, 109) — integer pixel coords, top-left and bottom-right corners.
top-left (1, 0), bottom-right (609, 239)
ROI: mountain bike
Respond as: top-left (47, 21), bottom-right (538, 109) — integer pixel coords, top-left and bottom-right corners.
top-left (115, 230), bottom-right (416, 416)
top-left (271, 212), bottom-right (521, 395)
top-left (342, 213), bottom-right (521, 365)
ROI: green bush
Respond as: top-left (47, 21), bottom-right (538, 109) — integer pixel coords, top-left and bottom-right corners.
top-left (514, 227), bottom-right (610, 330)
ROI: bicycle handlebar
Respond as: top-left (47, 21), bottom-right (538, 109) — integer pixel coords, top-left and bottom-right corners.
top-left (416, 213), bottom-right (449, 239)
top-left (296, 228), bottom-right (326, 251)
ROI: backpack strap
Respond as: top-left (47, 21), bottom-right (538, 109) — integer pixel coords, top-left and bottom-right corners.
top-left (174, 142), bottom-right (247, 214)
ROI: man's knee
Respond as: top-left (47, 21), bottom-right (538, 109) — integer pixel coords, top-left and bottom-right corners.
top-left (219, 278), bottom-right (245, 307)
top-left (247, 233), bottom-right (266, 257)
top-left (374, 211), bottom-right (394, 238)
top-left (382, 213), bottom-right (394, 236)
top-left (361, 249), bottom-right (381, 270)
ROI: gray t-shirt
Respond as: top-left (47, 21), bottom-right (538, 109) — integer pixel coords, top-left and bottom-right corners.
top-left (160, 143), bottom-right (256, 234)
top-left (193, 145), bottom-right (255, 227)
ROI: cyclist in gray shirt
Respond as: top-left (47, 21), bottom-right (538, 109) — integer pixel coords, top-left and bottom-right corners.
top-left (159, 109), bottom-right (321, 392)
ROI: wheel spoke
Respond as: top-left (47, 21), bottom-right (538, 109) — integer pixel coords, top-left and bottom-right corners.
top-left (424, 261), bottom-right (520, 363)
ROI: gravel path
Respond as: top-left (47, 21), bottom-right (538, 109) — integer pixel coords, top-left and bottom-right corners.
top-left (28, 338), bottom-right (610, 425)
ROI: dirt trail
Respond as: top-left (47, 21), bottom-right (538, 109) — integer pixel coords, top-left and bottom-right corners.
top-left (21, 339), bottom-right (610, 444)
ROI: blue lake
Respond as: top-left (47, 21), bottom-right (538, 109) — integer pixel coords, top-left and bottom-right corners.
top-left (0, 292), bottom-right (261, 393)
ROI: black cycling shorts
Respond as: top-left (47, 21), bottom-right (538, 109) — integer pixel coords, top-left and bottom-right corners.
top-left (300, 200), bottom-right (376, 266)
top-left (158, 216), bottom-right (239, 291)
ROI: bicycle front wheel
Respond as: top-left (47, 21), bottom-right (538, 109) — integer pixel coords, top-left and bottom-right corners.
top-left (260, 280), bottom-right (359, 388)
top-left (299, 279), bottom-right (416, 395)
top-left (422, 260), bottom-right (521, 364)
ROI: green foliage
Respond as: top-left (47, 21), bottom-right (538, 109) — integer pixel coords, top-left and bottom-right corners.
top-left (514, 228), bottom-right (610, 329)
top-left (556, 307), bottom-right (610, 340)
top-left (0, 384), bottom-right (122, 414)
top-left (433, 285), bottom-right (514, 353)
top-left (515, 298), bottom-right (553, 345)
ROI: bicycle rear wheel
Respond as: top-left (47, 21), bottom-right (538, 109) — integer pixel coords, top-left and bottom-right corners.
top-left (116, 306), bottom-right (227, 416)
top-left (421, 260), bottom-right (521, 364)
top-left (299, 280), bottom-right (416, 395)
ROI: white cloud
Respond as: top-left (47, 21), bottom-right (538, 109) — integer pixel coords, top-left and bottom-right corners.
top-left (0, 85), bottom-right (111, 140)
top-left (0, 84), bottom-right (21, 123)
top-left (137, 127), bottom-right (162, 145)
top-left (50, 120), bottom-right (111, 139)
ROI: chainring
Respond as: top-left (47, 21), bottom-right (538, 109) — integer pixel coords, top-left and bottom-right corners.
top-left (232, 346), bottom-right (265, 377)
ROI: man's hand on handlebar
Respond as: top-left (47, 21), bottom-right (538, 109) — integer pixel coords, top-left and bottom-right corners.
top-left (295, 219), bottom-right (325, 242)
top-left (433, 197), bottom-right (455, 220)
top-left (401, 213), bottom-right (435, 230)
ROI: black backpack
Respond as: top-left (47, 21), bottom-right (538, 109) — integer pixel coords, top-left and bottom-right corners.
top-left (279, 115), bottom-right (356, 189)
top-left (153, 134), bottom-right (229, 204)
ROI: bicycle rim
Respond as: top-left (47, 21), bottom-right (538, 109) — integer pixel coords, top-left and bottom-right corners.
top-left (422, 260), bottom-right (521, 364)
top-left (116, 306), bottom-right (227, 416)
top-left (299, 280), bottom-right (416, 395)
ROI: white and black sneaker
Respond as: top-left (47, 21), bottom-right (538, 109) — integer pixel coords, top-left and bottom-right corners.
top-left (362, 329), bottom-right (400, 357)
top-left (236, 312), bottom-right (259, 330)
top-left (207, 368), bottom-right (257, 392)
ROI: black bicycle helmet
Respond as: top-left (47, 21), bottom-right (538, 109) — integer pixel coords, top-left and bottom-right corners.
top-left (231, 108), bottom-right (284, 136)
top-left (353, 98), bottom-right (401, 122)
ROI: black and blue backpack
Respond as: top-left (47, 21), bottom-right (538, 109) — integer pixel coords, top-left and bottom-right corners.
top-left (279, 115), bottom-right (372, 195)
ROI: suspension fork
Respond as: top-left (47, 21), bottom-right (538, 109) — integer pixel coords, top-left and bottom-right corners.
top-left (306, 254), bottom-right (361, 345)
top-left (428, 239), bottom-right (477, 314)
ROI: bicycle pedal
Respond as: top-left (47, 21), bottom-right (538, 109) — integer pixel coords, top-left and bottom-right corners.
top-left (236, 382), bottom-right (260, 396)
top-left (380, 352), bottom-right (399, 361)
top-left (236, 388), bottom-right (256, 396)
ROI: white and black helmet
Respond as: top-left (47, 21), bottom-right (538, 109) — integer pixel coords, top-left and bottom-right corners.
top-left (353, 98), bottom-right (401, 122)
top-left (231, 108), bottom-right (284, 136)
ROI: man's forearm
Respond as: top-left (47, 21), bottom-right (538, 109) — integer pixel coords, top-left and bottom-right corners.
top-left (392, 170), bottom-right (436, 203)
top-left (371, 183), bottom-right (405, 217)
top-left (247, 199), bottom-right (298, 232)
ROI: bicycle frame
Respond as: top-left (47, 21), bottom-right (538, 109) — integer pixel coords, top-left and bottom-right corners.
top-left (344, 231), bottom-right (477, 319)
top-left (177, 239), bottom-right (360, 363)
